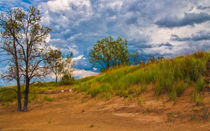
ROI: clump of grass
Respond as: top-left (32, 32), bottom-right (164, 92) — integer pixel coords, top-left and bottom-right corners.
top-left (169, 80), bottom-right (187, 101)
top-left (137, 97), bottom-right (144, 106)
top-left (176, 80), bottom-right (187, 96)
top-left (167, 112), bottom-right (175, 117)
top-left (87, 83), bottom-right (101, 97)
top-left (194, 91), bottom-right (204, 106)
top-left (43, 96), bottom-right (53, 102)
top-left (195, 76), bottom-right (204, 92)
top-left (170, 88), bottom-right (177, 101)
top-left (193, 76), bottom-right (205, 105)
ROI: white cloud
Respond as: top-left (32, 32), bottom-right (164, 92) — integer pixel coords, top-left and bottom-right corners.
top-left (72, 55), bottom-right (85, 62)
top-left (37, 0), bottom-right (210, 66)
top-left (73, 69), bottom-right (98, 78)
top-left (67, 33), bottom-right (82, 41)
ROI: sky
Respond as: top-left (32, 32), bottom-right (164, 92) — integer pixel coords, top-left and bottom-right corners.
top-left (0, 0), bottom-right (210, 86)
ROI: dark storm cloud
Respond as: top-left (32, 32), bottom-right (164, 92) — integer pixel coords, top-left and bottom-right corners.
top-left (156, 13), bottom-right (210, 28)
top-left (198, 5), bottom-right (210, 10)
top-left (171, 31), bottom-right (210, 41)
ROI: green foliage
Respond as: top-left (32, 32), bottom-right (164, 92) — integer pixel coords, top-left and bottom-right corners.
top-left (89, 36), bottom-right (130, 71)
top-left (1, 52), bottom-right (209, 105)
top-left (43, 96), bottom-right (53, 102)
top-left (77, 51), bottom-right (209, 101)
top-left (137, 97), bottom-right (143, 106)
top-left (195, 76), bottom-right (204, 92)
top-left (46, 49), bottom-right (63, 83)
top-left (0, 88), bottom-right (16, 102)
top-left (86, 83), bottom-right (113, 97)
top-left (60, 74), bottom-right (75, 85)
top-left (194, 91), bottom-right (204, 106)
top-left (193, 76), bottom-right (205, 105)
top-left (74, 76), bottom-right (96, 84)
top-left (31, 81), bottom-right (59, 87)
top-left (175, 80), bottom-right (187, 97)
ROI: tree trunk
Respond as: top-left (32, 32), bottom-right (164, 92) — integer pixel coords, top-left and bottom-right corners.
top-left (23, 77), bottom-right (29, 112)
top-left (55, 71), bottom-right (58, 83)
top-left (13, 39), bottom-right (22, 112)
top-left (23, 57), bottom-right (29, 112)
top-left (16, 78), bottom-right (22, 112)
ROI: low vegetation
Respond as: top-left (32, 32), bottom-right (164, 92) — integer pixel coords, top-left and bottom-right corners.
top-left (0, 51), bottom-right (209, 106)
top-left (76, 51), bottom-right (209, 102)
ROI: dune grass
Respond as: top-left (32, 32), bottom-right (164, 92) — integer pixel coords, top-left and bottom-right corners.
top-left (76, 51), bottom-right (209, 101)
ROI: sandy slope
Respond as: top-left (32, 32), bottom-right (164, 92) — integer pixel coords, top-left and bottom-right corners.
top-left (0, 88), bottom-right (210, 131)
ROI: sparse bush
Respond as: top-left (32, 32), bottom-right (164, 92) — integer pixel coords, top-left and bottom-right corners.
top-left (0, 88), bottom-right (16, 102)
top-left (175, 80), bottom-right (187, 97)
top-left (137, 97), bottom-right (143, 106)
top-left (195, 77), bottom-right (204, 92)
top-left (60, 75), bottom-right (75, 85)
top-left (170, 88), bottom-right (177, 101)
top-left (194, 91), bottom-right (204, 106)
top-left (87, 83), bottom-right (102, 97)
top-left (43, 96), bottom-right (53, 102)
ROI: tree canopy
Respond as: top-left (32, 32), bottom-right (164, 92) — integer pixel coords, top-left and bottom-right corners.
top-left (0, 7), bottom-right (52, 111)
top-left (89, 36), bottom-right (130, 71)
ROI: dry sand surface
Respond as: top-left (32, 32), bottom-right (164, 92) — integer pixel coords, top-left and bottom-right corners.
top-left (0, 88), bottom-right (210, 131)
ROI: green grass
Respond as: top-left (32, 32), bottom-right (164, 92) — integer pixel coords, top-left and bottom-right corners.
top-left (0, 88), bottom-right (16, 102)
top-left (76, 51), bottom-right (209, 102)
top-left (0, 51), bottom-right (209, 104)
top-left (43, 96), bottom-right (53, 102)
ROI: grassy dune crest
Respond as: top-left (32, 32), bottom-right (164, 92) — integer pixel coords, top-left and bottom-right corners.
top-left (76, 51), bottom-right (209, 102)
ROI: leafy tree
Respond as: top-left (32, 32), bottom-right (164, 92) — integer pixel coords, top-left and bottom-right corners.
top-left (0, 8), bottom-right (23, 111)
top-left (0, 7), bottom-right (51, 111)
top-left (89, 36), bottom-right (130, 71)
top-left (17, 7), bottom-right (51, 111)
top-left (130, 50), bottom-right (141, 65)
top-left (60, 52), bottom-right (74, 78)
top-left (46, 48), bottom-right (62, 83)
top-left (46, 49), bottom-right (74, 83)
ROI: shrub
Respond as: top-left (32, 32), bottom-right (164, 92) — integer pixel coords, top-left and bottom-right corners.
top-left (60, 75), bottom-right (75, 85)
top-left (175, 80), bottom-right (187, 97)
top-left (154, 81), bottom-right (163, 96)
top-left (194, 91), bottom-right (204, 106)
top-left (0, 88), bottom-right (16, 102)
top-left (43, 96), bottom-right (53, 102)
top-left (87, 83), bottom-right (102, 97)
top-left (195, 77), bottom-right (204, 92)
top-left (137, 97), bottom-right (143, 106)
